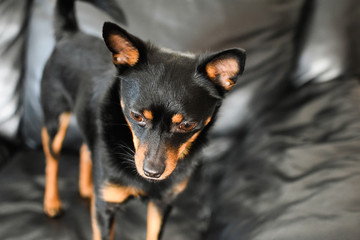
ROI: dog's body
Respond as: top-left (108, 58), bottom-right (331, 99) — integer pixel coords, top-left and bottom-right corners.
top-left (41, 1), bottom-right (245, 239)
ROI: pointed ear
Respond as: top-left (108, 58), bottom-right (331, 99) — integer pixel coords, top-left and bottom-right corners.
top-left (198, 49), bottom-right (246, 92)
top-left (102, 22), bottom-right (145, 67)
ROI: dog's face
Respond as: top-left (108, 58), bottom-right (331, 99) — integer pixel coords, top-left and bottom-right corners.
top-left (103, 22), bottom-right (245, 181)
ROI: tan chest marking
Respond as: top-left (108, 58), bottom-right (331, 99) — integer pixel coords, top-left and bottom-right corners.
top-left (101, 184), bottom-right (145, 203)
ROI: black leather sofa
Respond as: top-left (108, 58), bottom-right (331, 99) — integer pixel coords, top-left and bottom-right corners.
top-left (1, 0), bottom-right (360, 239)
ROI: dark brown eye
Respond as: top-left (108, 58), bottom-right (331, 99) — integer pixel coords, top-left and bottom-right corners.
top-left (131, 111), bottom-right (145, 126)
top-left (177, 122), bottom-right (197, 132)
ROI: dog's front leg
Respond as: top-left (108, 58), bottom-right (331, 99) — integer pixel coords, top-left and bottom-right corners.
top-left (92, 183), bottom-right (144, 239)
top-left (79, 143), bottom-right (93, 198)
top-left (147, 200), bottom-right (172, 240)
top-left (91, 196), bottom-right (115, 240)
top-left (146, 178), bottom-right (190, 240)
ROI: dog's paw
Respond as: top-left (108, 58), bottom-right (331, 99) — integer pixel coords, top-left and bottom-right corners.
top-left (44, 198), bottom-right (63, 218)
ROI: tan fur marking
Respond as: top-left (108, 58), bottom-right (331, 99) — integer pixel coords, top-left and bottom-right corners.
top-left (124, 116), bottom-right (140, 151)
top-left (109, 35), bottom-right (139, 66)
top-left (133, 135), bottom-right (140, 151)
top-left (42, 127), bottom-right (62, 217)
top-left (171, 114), bottom-right (183, 124)
top-left (143, 110), bottom-right (153, 120)
top-left (205, 116), bottom-right (212, 126)
top-left (172, 178), bottom-right (190, 196)
top-left (101, 183), bottom-right (144, 203)
top-left (205, 58), bottom-right (239, 91)
top-left (124, 113), bottom-right (146, 178)
top-left (51, 112), bottom-right (71, 155)
top-left (134, 143), bottom-right (147, 177)
top-left (205, 64), bottom-right (217, 80)
top-left (42, 112), bottom-right (71, 217)
top-left (159, 131), bottom-right (201, 180)
top-left (147, 201), bottom-right (163, 240)
top-left (178, 132), bottom-right (201, 159)
top-left (91, 196), bottom-right (101, 240)
top-left (79, 144), bottom-right (93, 199)
top-left (163, 149), bottom-right (179, 179)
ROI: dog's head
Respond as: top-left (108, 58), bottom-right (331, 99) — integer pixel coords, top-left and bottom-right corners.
top-left (103, 22), bottom-right (245, 181)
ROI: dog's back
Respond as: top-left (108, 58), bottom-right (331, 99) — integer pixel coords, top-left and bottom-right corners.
top-left (40, 0), bottom-right (124, 218)
top-left (41, 0), bottom-right (117, 148)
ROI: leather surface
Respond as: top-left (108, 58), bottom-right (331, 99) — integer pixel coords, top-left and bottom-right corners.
top-left (204, 77), bottom-right (360, 240)
top-left (293, 0), bottom-right (360, 86)
top-left (2, 0), bottom-right (360, 239)
top-left (1, 77), bottom-right (360, 239)
top-left (0, 0), bottom-right (30, 139)
top-left (0, 150), bottom-right (207, 240)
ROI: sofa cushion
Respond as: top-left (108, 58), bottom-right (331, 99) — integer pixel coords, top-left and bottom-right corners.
top-left (2, 78), bottom-right (360, 240)
top-left (204, 77), bottom-right (360, 240)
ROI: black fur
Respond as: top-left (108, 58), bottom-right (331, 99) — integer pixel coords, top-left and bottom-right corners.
top-left (41, 1), bottom-right (245, 239)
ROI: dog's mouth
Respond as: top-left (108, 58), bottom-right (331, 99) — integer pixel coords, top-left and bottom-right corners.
top-left (134, 164), bottom-right (174, 181)
top-left (136, 167), bottom-right (174, 181)
top-left (132, 132), bottom-right (201, 181)
top-left (134, 152), bottom-right (177, 181)
top-left (130, 142), bottom-right (195, 180)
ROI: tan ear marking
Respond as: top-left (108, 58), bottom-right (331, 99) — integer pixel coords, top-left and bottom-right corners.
top-left (205, 58), bottom-right (239, 91)
top-left (109, 35), bottom-right (139, 66)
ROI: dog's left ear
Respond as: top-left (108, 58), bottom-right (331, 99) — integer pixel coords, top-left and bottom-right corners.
top-left (197, 48), bottom-right (246, 93)
top-left (102, 22), bottom-right (145, 67)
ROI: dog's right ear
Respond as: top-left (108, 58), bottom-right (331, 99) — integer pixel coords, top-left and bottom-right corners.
top-left (102, 22), bottom-right (145, 67)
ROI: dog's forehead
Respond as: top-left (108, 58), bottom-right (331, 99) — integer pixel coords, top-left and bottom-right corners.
top-left (121, 51), bottom-right (216, 119)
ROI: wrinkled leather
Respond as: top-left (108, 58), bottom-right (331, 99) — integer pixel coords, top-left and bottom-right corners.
top-left (204, 78), bottom-right (360, 240)
top-left (1, 0), bottom-right (360, 239)
top-left (0, 0), bottom-right (30, 139)
top-left (2, 78), bottom-right (360, 240)
top-left (293, 0), bottom-right (360, 85)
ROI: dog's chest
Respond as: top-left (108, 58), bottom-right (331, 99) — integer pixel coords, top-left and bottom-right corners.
top-left (100, 177), bottom-right (189, 204)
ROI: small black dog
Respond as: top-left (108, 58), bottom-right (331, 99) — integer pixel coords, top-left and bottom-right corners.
top-left (41, 0), bottom-right (245, 239)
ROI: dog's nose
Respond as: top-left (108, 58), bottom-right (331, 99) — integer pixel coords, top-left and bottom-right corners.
top-left (143, 162), bottom-right (165, 179)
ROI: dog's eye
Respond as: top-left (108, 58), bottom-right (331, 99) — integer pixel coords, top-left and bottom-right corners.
top-left (177, 122), bottom-right (197, 132)
top-left (131, 111), bottom-right (146, 126)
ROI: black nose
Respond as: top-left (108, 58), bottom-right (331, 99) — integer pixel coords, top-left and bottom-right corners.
top-left (143, 161), bottom-right (165, 179)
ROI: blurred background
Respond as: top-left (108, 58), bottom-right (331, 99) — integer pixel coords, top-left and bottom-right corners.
top-left (0, 0), bottom-right (360, 239)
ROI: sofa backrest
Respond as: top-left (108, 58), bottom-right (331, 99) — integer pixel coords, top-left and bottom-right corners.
top-left (293, 0), bottom-right (360, 86)
top-left (20, 0), bottom-right (359, 149)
